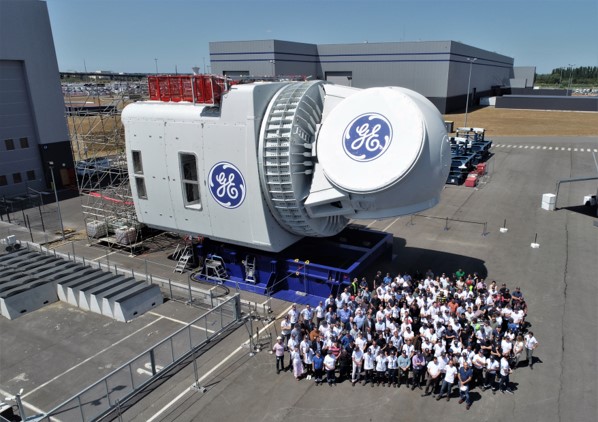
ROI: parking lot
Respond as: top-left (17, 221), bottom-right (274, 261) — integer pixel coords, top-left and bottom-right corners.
top-left (1, 135), bottom-right (597, 421)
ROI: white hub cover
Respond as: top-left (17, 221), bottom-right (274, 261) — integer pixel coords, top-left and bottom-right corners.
top-left (317, 88), bottom-right (425, 193)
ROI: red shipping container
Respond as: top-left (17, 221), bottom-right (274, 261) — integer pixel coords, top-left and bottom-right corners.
top-left (476, 163), bottom-right (487, 175)
top-left (465, 173), bottom-right (478, 187)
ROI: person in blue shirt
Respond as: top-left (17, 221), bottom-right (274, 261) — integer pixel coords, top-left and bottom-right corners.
top-left (337, 303), bottom-right (353, 330)
top-left (458, 361), bottom-right (474, 409)
top-left (312, 349), bottom-right (324, 385)
top-left (383, 272), bottom-right (393, 285)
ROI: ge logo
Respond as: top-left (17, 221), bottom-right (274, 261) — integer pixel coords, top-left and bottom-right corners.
top-left (208, 162), bottom-right (246, 209)
top-left (343, 113), bottom-right (392, 162)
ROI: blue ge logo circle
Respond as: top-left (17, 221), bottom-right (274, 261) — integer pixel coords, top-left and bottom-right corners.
top-left (208, 162), bottom-right (246, 209)
top-left (343, 113), bottom-right (393, 162)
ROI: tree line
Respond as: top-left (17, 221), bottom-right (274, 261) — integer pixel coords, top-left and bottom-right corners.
top-left (535, 66), bottom-right (598, 86)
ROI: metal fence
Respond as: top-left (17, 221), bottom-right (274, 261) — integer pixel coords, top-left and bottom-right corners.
top-left (19, 241), bottom-right (230, 310)
top-left (37, 293), bottom-right (241, 422)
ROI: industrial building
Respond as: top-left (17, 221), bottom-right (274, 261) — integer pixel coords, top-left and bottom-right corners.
top-left (0, 0), bottom-right (74, 199)
top-left (210, 39), bottom-right (525, 113)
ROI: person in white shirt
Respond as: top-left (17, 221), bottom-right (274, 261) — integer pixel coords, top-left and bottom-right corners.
top-left (363, 348), bottom-right (375, 386)
top-left (291, 346), bottom-right (304, 380)
top-left (512, 334), bottom-right (525, 368)
top-left (501, 336), bottom-right (513, 357)
top-left (436, 359), bottom-right (457, 401)
top-left (303, 347), bottom-right (314, 379)
top-left (484, 354), bottom-right (500, 392)
top-left (375, 350), bottom-right (388, 386)
top-left (314, 301), bottom-right (325, 328)
top-left (437, 351), bottom-right (449, 374)
top-left (472, 350), bottom-right (487, 388)
top-left (525, 332), bottom-right (539, 369)
top-left (402, 326), bottom-right (415, 342)
top-left (402, 339), bottom-right (415, 357)
top-left (288, 304), bottom-right (299, 325)
top-left (300, 304), bottom-right (314, 329)
top-left (351, 347), bottom-right (364, 386)
top-left (324, 350), bottom-right (337, 386)
top-left (422, 356), bottom-right (441, 396)
top-left (498, 354), bottom-right (514, 393)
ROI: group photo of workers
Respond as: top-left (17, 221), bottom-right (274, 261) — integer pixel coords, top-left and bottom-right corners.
top-left (272, 269), bottom-right (539, 410)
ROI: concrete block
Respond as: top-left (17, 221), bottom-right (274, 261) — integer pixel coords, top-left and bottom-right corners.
top-left (0, 280), bottom-right (57, 319)
top-left (67, 274), bottom-right (120, 307)
top-left (90, 279), bottom-right (136, 316)
top-left (112, 285), bottom-right (162, 322)
top-left (55, 269), bottom-right (102, 302)
top-left (79, 275), bottom-right (124, 314)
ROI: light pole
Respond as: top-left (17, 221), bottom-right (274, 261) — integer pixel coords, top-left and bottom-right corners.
top-left (464, 57), bottom-right (477, 127)
top-left (48, 162), bottom-right (65, 240)
top-left (567, 64), bottom-right (575, 96)
top-left (154, 58), bottom-right (159, 75)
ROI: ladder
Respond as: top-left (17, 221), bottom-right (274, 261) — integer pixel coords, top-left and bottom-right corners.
top-left (173, 245), bottom-right (192, 273)
top-left (244, 255), bottom-right (256, 283)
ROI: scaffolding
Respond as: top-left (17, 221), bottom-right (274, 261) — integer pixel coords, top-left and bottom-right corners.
top-left (65, 80), bottom-right (147, 253)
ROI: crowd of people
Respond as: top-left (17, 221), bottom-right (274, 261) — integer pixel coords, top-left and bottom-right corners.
top-left (271, 269), bottom-right (539, 410)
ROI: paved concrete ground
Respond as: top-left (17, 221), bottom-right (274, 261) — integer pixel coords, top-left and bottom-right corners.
top-left (1, 136), bottom-right (597, 422)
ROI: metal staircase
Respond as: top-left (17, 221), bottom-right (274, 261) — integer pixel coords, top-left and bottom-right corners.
top-left (205, 255), bottom-right (228, 283)
top-left (173, 244), bottom-right (192, 273)
top-left (244, 255), bottom-right (256, 283)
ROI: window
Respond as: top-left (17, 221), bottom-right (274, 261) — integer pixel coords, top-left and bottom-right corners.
top-left (0, 175), bottom-right (7, 186)
top-left (5, 139), bottom-right (15, 150)
top-left (135, 177), bottom-right (147, 199)
top-left (20, 137), bottom-right (29, 148)
top-left (179, 153), bottom-right (201, 209)
top-left (27, 170), bottom-right (35, 181)
top-left (13, 172), bottom-right (22, 184)
top-left (132, 150), bottom-right (143, 174)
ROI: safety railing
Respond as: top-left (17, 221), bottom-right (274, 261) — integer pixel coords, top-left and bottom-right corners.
top-left (37, 294), bottom-right (241, 422)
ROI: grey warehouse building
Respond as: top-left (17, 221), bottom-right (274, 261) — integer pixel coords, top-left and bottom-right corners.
top-left (210, 40), bottom-right (520, 113)
top-left (0, 0), bottom-right (74, 199)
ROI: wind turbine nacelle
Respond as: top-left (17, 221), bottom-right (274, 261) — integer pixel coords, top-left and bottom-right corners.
top-left (123, 80), bottom-right (450, 252)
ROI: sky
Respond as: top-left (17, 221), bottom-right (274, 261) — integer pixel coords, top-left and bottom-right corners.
top-left (44, 0), bottom-right (597, 75)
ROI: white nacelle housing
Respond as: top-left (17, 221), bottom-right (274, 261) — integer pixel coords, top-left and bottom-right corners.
top-left (123, 80), bottom-right (450, 252)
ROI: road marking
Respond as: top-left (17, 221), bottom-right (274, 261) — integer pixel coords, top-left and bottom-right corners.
top-left (524, 145), bottom-right (529, 149)
top-left (366, 220), bottom-right (378, 228)
top-left (22, 316), bottom-right (164, 399)
top-left (574, 148), bottom-right (578, 151)
top-left (90, 250), bottom-right (119, 262)
top-left (594, 149), bottom-right (597, 153)
top-left (580, 148), bottom-right (584, 152)
top-left (147, 311), bottom-right (215, 333)
top-left (0, 387), bottom-right (48, 419)
top-left (382, 217), bottom-right (400, 232)
top-left (548, 147), bottom-right (553, 150)
top-left (518, 145), bottom-right (523, 148)
top-left (146, 304), bottom-right (294, 422)
top-left (137, 362), bottom-right (165, 376)
top-left (542, 146), bottom-right (547, 150)
top-left (568, 147), bottom-right (572, 151)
